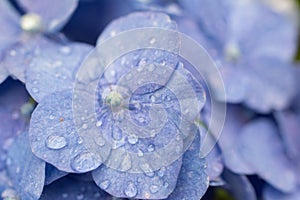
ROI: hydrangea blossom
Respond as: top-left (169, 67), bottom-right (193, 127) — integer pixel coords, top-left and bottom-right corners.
top-left (179, 0), bottom-right (299, 113)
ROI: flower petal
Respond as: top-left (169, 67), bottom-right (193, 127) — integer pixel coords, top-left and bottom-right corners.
top-left (238, 118), bottom-right (297, 192)
top-left (25, 39), bottom-right (92, 102)
top-left (166, 134), bottom-right (209, 200)
top-left (6, 131), bottom-right (45, 200)
top-left (92, 159), bottom-right (182, 199)
top-left (29, 90), bottom-right (102, 173)
top-left (264, 185), bottom-right (300, 200)
top-left (17, 0), bottom-right (78, 32)
top-left (222, 169), bottom-right (257, 200)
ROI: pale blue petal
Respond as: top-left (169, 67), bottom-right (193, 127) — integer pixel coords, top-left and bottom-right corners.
top-left (6, 131), bottom-right (45, 200)
top-left (264, 185), bottom-right (300, 200)
top-left (45, 164), bottom-right (68, 185)
top-left (29, 90), bottom-right (102, 173)
top-left (238, 118), bottom-right (297, 192)
top-left (166, 134), bottom-right (209, 200)
top-left (17, 0), bottom-right (78, 32)
top-left (26, 40), bottom-right (92, 102)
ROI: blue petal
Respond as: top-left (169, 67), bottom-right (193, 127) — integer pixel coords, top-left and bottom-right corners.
top-left (206, 144), bottom-right (224, 183)
top-left (166, 134), bottom-right (209, 200)
top-left (243, 59), bottom-right (296, 113)
top-left (92, 159), bottom-right (182, 199)
top-left (97, 11), bottom-right (177, 43)
top-left (3, 36), bottom-right (48, 82)
top-left (238, 118), bottom-right (297, 192)
top-left (178, 0), bottom-right (232, 46)
top-left (222, 169), bottom-right (257, 200)
top-left (25, 40), bottom-right (92, 102)
top-left (29, 90), bottom-right (102, 173)
top-left (40, 176), bottom-right (118, 200)
top-left (0, 65), bottom-right (9, 84)
top-left (264, 185), bottom-right (300, 200)
top-left (0, 0), bottom-right (20, 52)
top-left (230, 0), bottom-right (298, 62)
top-left (17, 0), bottom-right (78, 32)
top-left (275, 111), bottom-right (300, 162)
top-left (6, 131), bottom-right (45, 200)
top-left (45, 164), bottom-right (68, 185)
top-left (218, 106), bottom-right (255, 174)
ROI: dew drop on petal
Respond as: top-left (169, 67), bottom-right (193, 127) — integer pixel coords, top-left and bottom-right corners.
top-left (32, 87), bottom-right (39, 93)
top-left (59, 46), bottom-right (71, 55)
top-left (124, 182), bottom-right (137, 198)
top-left (46, 135), bottom-right (67, 150)
top-left (128, 135), bottom-right (138, 144)
top-left (147, 144), bottom-right (155, 152)
top-left (150, 185), bottom-right (159, 194)
top-left (71, 152), bottom-right (99, 173)
top-left (157, 166), bottom-right (166, 177)
top-left (94, 134), bottom-right (106, 147)
top-left (96, 120), bottom-right (102, 127)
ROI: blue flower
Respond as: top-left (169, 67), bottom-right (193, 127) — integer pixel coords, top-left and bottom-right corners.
top-left (178, 0), bottom-right (299, 113)
top-left (0, 0), bottom-right (79, 83)
top-left (27, 12), bottom-right (213, 199)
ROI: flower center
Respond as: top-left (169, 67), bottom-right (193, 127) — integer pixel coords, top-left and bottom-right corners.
top-left (224, 42), bottom-right (241, 62)
top-left (20, 13), bottom-right (44, 33)
top-left (105, 91), bottom-right (123, 109)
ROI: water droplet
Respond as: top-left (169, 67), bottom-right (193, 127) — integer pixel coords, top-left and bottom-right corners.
top-left (94, 134), bottom-right (106, 147)
top-left (112, 126), bottom-right (123, 141)
top-left (46, 135), bottom-right (67, 150)
top-left (157, 166), bottom-right (166, 177)
top-left (96, 120), bottom-right (102, 127)
top-left (9, 50), bottom-right (16, 57)
top-left (148, 64), bottom-right (156, 72)
top-left (163, 181), bottom-right (169, 188)
top-left (59, 46), bottom-right (71, 55)
top-left (49, 115), bottom-right (55, 120)
top-left (150, 185), bottom-right (159, 194)
top-left (128, 135), bottom-right (138, 144)
top-left (140, 163), bottom-right (154, 177)
top-left (100, 179), bottom-right (110, 190)
top-left (77, 137), bottom-right (83, 144)
top-left (147, 144), bottom-right (155, 152)
top-left (32, 87), bottom-right (39, 93)
top-left (137, 149), bottom-right (144, 157)
top-left (138, 116), bottom-right (145, 123)
top-left (71, 152), bottom-right (99, 173)
top-left (149, 95), bottom-right (156, 103)
top-left (149, 37), bottom-right (156, 44)
top-left (82, 123), bottom-right (88, 129)
top-left (124, 182), bottom-right (137, 198)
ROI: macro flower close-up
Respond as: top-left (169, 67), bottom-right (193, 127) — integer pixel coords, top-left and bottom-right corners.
top-left (0, 0), bottom-right (299, 200)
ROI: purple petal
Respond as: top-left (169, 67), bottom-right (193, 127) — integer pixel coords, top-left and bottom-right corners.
top-left (17, 0), bottom-right (78, 32)
top-left (223, 169), bottom-right (257, 200)
top-left (166, 134), bottom-right (209, 200)
top-left (92, 159), bottom-right (182, 199)
top-left (0, 0), bottom-right (20, 52)
top-left (218, 106), bottom-right (255, 174)
top-left (25, 40), bottom-right (92, 102)
top-left (40, 176), bottom-right (117, 200)
top-left (29, 90), bottom-right (102, 173)
top-left (97, 11), bottom-right (177, 43)
top-left (238, 118), bottom-right (297, 192)
top-left (264, 185), bottom-right (300, 200)
top-left (6, 131), bottom-right (45, 200)
top-left (243, 60), bottom-right (296, 113)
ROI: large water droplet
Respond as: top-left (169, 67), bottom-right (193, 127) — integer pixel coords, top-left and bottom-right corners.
top-left (150, 184), bottom-right (159, 194)
top-left (94, 134), bottom-right (106, 147)
top-left (46, 135), bottom-right (67, 150)
top-left (112, 126), bottom-right (123, 141)
top-left (124, 182), bottom-right (137, 198)
top-left (99, 179), bottom-right (110, 190)
top-left (71, 152), bottom-right (99, 172)
top-left (157, 166), bottom-right (166, 177)
top-left (128, 135), bottom-right (138, 144)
